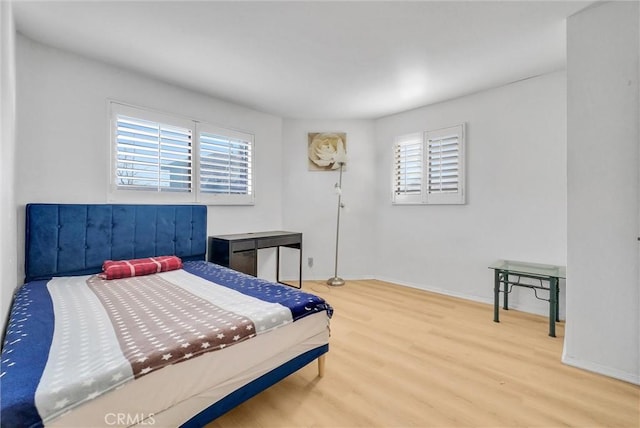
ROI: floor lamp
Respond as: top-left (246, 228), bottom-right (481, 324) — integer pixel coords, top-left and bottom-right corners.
top-left (327, 161), bottom-right (346, 286)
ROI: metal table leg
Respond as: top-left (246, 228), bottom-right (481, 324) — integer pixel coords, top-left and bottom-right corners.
top-left (549, 277), bottom-right (557, 337)
top-left (503, 272), bottom-right (509, 310)
top-left (276, 245), bottom-right (303, 289)
top-left (555, 279), bottom-right (560, 322)
top-left (493, 269), bottom-right (500, 322)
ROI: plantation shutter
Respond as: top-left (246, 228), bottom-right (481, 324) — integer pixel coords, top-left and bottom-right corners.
top-left (391, 124), bottom-right (465, 205)
top-left (392, 133), bottom-right (423, 204)
top-left (115, 114), bottom-right (192, 192)
top-left (425, 124), bottom-right (465, 204)
top-left (428, 135), bottom-right (459, 193)
top-left (110, 102), bottom-right (255, 205)
top-left (197, 124), bottom-right (254, 204)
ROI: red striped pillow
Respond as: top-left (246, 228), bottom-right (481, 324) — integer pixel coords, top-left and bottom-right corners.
top-left (98, 256), bottom-right (183, 280)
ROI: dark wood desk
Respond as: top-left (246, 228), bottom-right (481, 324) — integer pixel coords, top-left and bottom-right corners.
top-left (208, 231), bottom-right (302, 288)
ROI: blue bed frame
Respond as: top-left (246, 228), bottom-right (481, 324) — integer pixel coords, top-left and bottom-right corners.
top-left (21, 203), bottom-right (328, 427)
top-left (25, 204), bottom-right (207, 281)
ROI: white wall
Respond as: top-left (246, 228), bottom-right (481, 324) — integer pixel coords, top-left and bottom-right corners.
top-left (566, 1), bottom-right (639, 384)
top-left (15, 35), bottom-right (284, 281)
top-left (1, 1), bottom-right (18, 335)
top-left (373, 72), bottom-right (567, 317)
top-left (10, 6), bottom-right (639, 386)
top-left (282, 119), bottom-right (376, 281)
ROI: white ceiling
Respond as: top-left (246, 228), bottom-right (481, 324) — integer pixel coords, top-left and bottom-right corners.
top-left (13, 0), bottom-right (593, 119)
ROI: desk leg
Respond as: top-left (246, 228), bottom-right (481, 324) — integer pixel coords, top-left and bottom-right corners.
top-left (275, 245), bottom-right (303, 289)
top-left (493, 270), bottom-right (500, 323)
top-left (549, 277), bottom-right (557, 337)
top-left (276, 246), bottom-right (281, 283)
top-left (298, 244), bottom-right (303, 289)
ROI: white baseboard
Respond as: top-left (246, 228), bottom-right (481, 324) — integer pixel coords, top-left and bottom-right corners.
top-left (282, 274), bottom-right (375, 282)
top-left (561, 354), bottom-right (640, 385)
top-left (374, 275), bottom-right (566, 316)
top-left (374, 275), bottom-right (494, 306)
top-left (299, 274), bottom-right (558, 318)
top-left (376, 275), bottom-right (565, 319)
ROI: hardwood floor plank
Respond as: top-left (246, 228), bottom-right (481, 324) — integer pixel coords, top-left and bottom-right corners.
top-left (207, 280), bottom-right (639, 427)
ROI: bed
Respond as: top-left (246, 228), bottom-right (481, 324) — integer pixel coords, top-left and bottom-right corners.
top-left (0, 204), bottom-right (332, 427)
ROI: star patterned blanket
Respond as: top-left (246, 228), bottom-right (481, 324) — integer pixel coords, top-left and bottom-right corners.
top-left (0, 261), bottom-right (333, 428)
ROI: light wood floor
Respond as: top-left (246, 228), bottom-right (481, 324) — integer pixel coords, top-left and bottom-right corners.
top-left (207, 279), bottom-right (639, 427)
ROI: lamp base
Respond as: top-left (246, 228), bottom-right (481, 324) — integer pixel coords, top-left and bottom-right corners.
top-left (326, 276), bottom-right (345, 287)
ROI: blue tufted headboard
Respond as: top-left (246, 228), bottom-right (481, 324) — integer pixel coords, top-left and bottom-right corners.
top-left (25, 204), bottom-right (207, 282)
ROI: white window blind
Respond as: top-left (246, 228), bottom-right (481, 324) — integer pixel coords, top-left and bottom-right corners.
top-left (393, 133), bottom-right (423, 204)
top-left (425, 125), bottom-right (465, 204)
top-left (392, 124), bottom-right (465, 205)
top-left (199, 132), bottom-right (252, 196)
top-left (115, 115), bottom-right (192, 192)
top-left (428, 135), bottom-right (460, 194)
top-left (109, 102), bottom-right (255, 205)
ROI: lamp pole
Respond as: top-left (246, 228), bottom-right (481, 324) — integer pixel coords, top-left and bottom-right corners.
top-left (327, 162), bottom-right (345, 286)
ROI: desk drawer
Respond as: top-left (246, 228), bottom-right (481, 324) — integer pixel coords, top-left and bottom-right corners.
top-left (257, 234), bottom-right (301, 249)
top-left (230, 239), bottom-right (256, 252)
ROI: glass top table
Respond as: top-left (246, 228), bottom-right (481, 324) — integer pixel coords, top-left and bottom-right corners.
top-left (488, 260), bottom-right (566, 279)
top-left (489, 259), bottom-right (566, 337)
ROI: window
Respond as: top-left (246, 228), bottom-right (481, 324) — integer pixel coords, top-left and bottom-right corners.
top-left (115, 115), bottom-right (193, 193)
top-left (110, 102), bottom-right (254, 205)
top-left (392, 124), bottom-right (465, 205)
top-left (198, 124), bottom-right (253, 205)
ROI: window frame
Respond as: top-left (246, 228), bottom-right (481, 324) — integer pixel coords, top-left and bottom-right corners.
top-left (108, 101), bottom-right (255, 205)
top-left (392, 123), bottom-right (466, 205)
